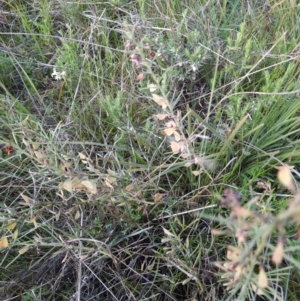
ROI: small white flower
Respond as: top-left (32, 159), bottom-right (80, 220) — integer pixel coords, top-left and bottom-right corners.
top-left (51, 68), bottom-right (66, 80)
top-left (147, 84), bottom-right (158, 92)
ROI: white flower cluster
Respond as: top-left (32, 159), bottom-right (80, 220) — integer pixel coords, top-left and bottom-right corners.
top-left (51, 68), bottom-right (66, 80)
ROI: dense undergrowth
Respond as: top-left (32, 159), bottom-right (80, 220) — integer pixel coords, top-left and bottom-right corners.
top-left (1, 0), bottom-right (300, 300)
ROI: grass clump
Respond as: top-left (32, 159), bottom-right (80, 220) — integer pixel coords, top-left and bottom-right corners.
top-left (1, 0), bottom-right (300, 300)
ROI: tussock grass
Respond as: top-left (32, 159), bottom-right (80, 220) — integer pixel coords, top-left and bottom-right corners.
top-left (1, 0), bottom-right (300, 300)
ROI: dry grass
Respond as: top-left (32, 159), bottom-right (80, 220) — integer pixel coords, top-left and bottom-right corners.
top-left (1, 0), bottom-right (300, 300)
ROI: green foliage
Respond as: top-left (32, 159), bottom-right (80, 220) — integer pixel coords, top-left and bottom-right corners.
top-left (1, 0), bottom-right (300, 300)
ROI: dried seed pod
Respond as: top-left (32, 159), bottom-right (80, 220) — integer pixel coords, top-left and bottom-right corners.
top-left (258, 265), bottom-right (268, 289)
top-left (272, 237), bottom-right (284, 265)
